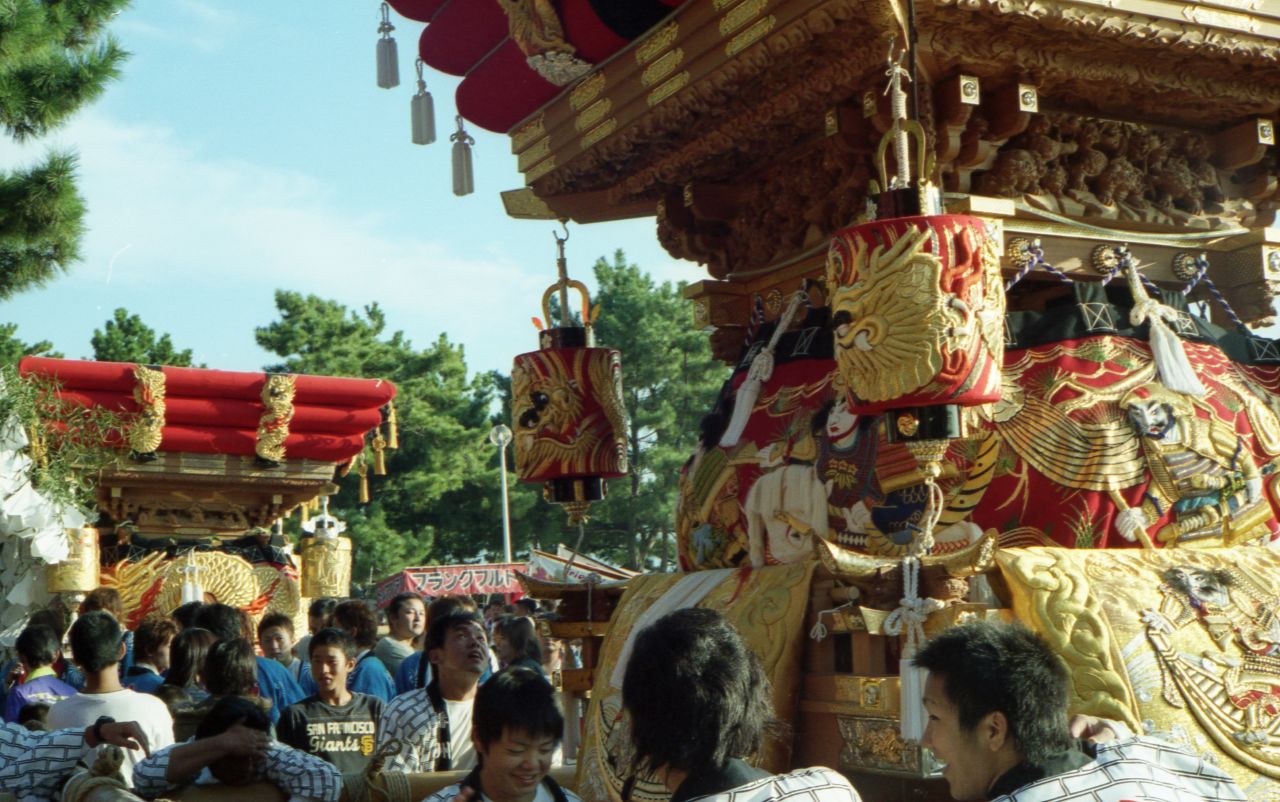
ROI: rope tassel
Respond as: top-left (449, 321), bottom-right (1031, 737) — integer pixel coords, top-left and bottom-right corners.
top-left (451, 116), bottom-right (475, 196)
top-left (411, 59), bottom-right (436, 145)
top-left (376, 3), bottom-right (399, 89)
top-left (1122, 251), bottom-right (1206, 397)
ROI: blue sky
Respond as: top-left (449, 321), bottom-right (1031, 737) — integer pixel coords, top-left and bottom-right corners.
top-left (0, 2), bottom-right (692, 376)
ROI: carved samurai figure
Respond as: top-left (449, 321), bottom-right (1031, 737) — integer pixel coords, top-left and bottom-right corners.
top-left (1116, 383), bottom-right (1267, 546)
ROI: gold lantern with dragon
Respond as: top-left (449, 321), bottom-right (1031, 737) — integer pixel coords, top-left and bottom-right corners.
top-left (512, 226), bottom-right (628, 525)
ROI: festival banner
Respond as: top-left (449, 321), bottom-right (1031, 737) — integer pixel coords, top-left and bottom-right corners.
top-left (374, 562), bottom-right (524, 607)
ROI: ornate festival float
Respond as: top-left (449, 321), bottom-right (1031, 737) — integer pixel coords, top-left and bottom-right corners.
top-left (377, 0), bottom-right (1280, 800)
top-left (2, 356), bottom-right (397, 639)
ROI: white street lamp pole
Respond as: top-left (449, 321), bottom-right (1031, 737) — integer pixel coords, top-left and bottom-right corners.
top-left (489, 424), bottom-right (514, 564)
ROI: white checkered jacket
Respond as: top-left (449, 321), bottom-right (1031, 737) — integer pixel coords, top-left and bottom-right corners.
top-left (0, 724), bottom-right (90, 802)
top-left (132, 738), bottom-right (343, 802)
top-left (376, 687), bottom-right (445, 773)
top-left (991, 737), bottom-right (1246, 802)
top-left (685, 767), bottom-right (862, 802)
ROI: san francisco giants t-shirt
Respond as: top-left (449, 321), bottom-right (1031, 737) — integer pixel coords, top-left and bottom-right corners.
top-left (276, 692), bottom-right (384, 775)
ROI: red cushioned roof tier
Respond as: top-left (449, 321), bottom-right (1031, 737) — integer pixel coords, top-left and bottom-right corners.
top-left (18, 356), bottom-right (395, 464)
top-left (385, 0), bottom-right (446, 24)
top-left (457, 41), bottom-right (561, 133)
top-left (418, 0), bottom-right (508, 77)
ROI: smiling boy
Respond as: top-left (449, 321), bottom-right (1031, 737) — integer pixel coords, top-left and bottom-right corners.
top-left (276, 627), bottom-right (383, 774)
top-left (423, 666), bottom-right (579, 802)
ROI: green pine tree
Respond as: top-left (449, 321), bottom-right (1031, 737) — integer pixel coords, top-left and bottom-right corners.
top-left (90, 307), bottom-right (196, 366)
top-left (0, 322), bottom-right (59, 367)
top-left (0, 0), bottom-right (130, 299)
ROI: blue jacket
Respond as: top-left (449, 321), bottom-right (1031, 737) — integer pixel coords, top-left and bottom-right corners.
top-left (256, 655), bottom-right (305, 724)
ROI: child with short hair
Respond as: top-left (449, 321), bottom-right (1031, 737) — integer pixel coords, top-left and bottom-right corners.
top-left (126, 617), bottom-right (178, 693)
top-left (276, 627), bottom-right (384, 774)
top-left (257, 613), bottom-right (302, 682)
top-left (3, 624), bottom-right (77, 723)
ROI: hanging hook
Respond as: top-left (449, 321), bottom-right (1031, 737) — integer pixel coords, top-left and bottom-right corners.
top-left (555, 219), bottom-right (570, 245)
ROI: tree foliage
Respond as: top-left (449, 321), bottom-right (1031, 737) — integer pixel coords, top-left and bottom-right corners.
top-left (0, 322), bottom-right (59, 368)
top-left (0, 0), bottom-right (130, 299)
top-left (90, 308), bottom-right (196, 366)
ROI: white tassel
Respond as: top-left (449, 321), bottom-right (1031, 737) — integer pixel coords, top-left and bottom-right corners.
top-left (1125, 259), bottom-right (1206, 397)
top-left (411, 59), bottom-right (436, 145)
top-left (883, 556), bottom-right (944, 742)
top-left (451, 115), bottom-right (475, 196)
top-left (376, 3), bottom-right (399, 89)
top-left (720, 291), bottom-right (807, 447)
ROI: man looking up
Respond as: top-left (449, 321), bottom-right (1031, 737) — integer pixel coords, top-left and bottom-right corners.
top-left (47, 611), bottom-right (174, 787)
top-left (914, 619), bottom-right (1245, 801)
top-left (422, 666), bottom-right (580, 802)
top-left (377, 592), bottom-right (426, 675)
top-left (277, 627), bottom-right (383, 774)
top-left (194, 602), bottom-right (303, 725)
top-left (377, 610), bottom-right (489, 772)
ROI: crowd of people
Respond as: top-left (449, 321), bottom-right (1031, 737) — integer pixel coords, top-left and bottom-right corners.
top-left (0, 584), bottom-right (1250, 802)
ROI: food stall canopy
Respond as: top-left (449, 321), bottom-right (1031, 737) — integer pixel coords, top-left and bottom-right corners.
top-left (375, 562), bottom-right (525, 606)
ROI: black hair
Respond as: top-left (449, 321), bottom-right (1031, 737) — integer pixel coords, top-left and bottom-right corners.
top-left (257, 612), bottom-right (295, 640)
top-left (473, 666), bottom-right (563, 751)
top-left (135, 618), bottom-right (179, 664)
top-left (388, 592), bottom-right (425, 619)
top-left (494, 615), bottom-right (542, 665)
top-left (512, 598), bottom-right (538, 616)
top-left (427, 610), bottom-right (486, 652)
top-left (17, 624), bottom-right (59, 667)
top-left (912, 620), bottom-right (1073, 766)
top-left (193, 603), bottom-right (245, 643)
top-left (428, 597), bottom-right (477, 631)
top-left (308, 597), bottom-right (339, 621)
top-left (68, 611), bottom-right (123, 674)
top-left (172, 601), bottom-right (203, 630)
top-left (164, 628), bottom-right (217, 689)
top-left (622, 608), bottom-right (774, 775)
top-left (308, 626), bottom-right (357, 660)
top-left (332, 599), bottom-right (379, 650)
top-left (204, 638), bottom-right (258, 697)
top-left (79, 588), bottom-right (123, 618)
top-left (196, 695), bottom-right (271, 740)
top-left (18, 702), bottom-right (49, 730)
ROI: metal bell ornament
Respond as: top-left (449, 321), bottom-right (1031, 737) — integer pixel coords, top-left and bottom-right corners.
top-left (410, 58), bottom-right (436, 145)
top-left (376, 3), bottom-right (399, 89)
top-left (451, 115), bottom-right (475, 196)
top-left (511, 225), bottom-right (628, 525)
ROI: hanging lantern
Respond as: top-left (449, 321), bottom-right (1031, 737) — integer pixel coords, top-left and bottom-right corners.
top-left (451, 115), bottom-right (475, 196)
top-left (47, 527), bottom-right (100, 594)
top-left (376, 2), bottom-right (400, 89)
top-left (300, 506), bottom-right (352, 598)
top-left (512, 225), bottom-right (628, 525)
top-left (410, 58), bottom-right (436, 145)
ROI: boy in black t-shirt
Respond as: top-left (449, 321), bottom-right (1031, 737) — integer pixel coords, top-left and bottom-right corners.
top-left (277, 627), bottom-right (383, 774)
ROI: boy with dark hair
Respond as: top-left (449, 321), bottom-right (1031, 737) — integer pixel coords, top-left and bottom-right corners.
top-left (295, 598), bottom-right (338, 668)
top-left (258, 612), bottom-right (302, 682)
top-left (914, 619), bottom-right (1244, 801)
top-left (303, 599), bottom-right (395, 702)
top-left (194, 602), bottom-right (303, 725)
top-left (378, 610), bottom-right (489, 772)
top-left (133, 694), bottom-right (341, 800)
top-left (126, 617), bottom-right (177, 694)
top-left (48, 611), bottom-right (174, 788)
top-left (277, 627), bottom-right (384, 774)
top-left (3, 624), bottom-right (76, 723)
top-left (422, 666), bottom-right (580, 802)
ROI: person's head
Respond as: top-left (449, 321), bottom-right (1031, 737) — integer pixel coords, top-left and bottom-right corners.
top-left (68, 611), bottom-right (125, 674)
top-left (18, 702), bottom-right (49, 731)
top-left (257, 613), bottom-right (295, 664)
top-left (493, 615), bottom-right (541, 667)
top-left (427, 610), bottom-right (488, 680)
top-left (331, 599), bottom-right (379, 651)
top-left (308, 627), bottom-right (357, 696)
top-left (428, 595), bottom-right (477, 629)
top-left (204, 638), bottom-right (258, 698)
top-left (473, 666), bottom-right (564, 798)
top-left (193, 603), bottom-right (249, 643)
top-left (135, 617), bottom-right (179, 673)
top-left (621, 608), bottom-right (773, 779)
top-left (196, 695), bottom-right (271, 785)
top-left (484, 600), bottom-right (506, 623)
top-left (27, 607), bottom-right (68, 639)
top-left (16, 624), bottom-right (60, 671)
top-left (165, 627), bottom-right (217, 689)
top-left (172, 601), bottom-right (203, 630)
top-left (913, 620), bottom-right (1072, 801)
top-left (511, 598), bottom-right (538, 618)
top-left (308, 598), bottom-right (338, 634)
top-left (79, 588), bottom-right (123, 619)
top-left (388, 593), bottom-right (427, 641)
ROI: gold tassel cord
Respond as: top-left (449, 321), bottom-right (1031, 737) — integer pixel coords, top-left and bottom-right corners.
top-left (358, 455), bottom-right (371, 504)
top-left (372, 434), bottom-right (388, 475)
top-left (385, 402), bottom-right (399, 449)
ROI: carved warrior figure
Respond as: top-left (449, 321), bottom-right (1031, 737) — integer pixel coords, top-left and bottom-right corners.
top-left (1146, 564), bottom-right (1280, 752)
top-left (1116, 383), bottom-right (1268, 546)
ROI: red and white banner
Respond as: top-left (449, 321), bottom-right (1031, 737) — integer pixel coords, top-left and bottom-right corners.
top-left (375, 563), bottom-right (524, 607)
